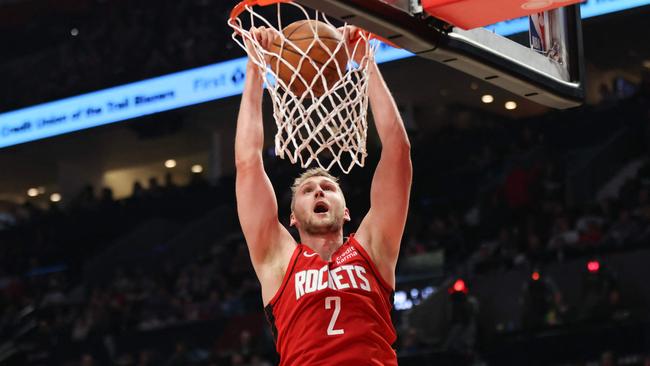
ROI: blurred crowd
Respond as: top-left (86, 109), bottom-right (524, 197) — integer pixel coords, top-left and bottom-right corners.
top-left (0, 0), bottom-right (239, 112)
top-left (0, 90), bottom-right (648, 364)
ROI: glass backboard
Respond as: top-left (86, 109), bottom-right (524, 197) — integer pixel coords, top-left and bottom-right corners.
top-left (296, 0), bottom-right (585, 109)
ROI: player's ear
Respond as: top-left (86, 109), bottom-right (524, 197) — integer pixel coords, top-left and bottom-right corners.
top-left (343, 207), bottom-right (351, 222)
top-left (290, 212), bottom-right (298, 227)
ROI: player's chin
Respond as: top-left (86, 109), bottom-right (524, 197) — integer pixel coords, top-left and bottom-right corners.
top-left (306, 218), bottom-right (341, 233)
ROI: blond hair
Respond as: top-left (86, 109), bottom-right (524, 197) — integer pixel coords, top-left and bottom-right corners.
top-left (290, 168), bottom-right (340, 211)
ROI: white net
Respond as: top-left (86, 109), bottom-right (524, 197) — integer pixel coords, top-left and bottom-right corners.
top-left (228, 1), bottom-right (378, 173)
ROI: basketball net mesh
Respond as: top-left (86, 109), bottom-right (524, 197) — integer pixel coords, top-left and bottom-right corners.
top-left (228, 1), bottom-right (378, 173)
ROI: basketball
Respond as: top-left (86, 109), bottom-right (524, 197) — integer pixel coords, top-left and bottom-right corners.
top-left (269, 20), bottom-right (348, 97)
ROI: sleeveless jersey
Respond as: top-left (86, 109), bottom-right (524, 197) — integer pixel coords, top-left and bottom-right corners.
top-left (264, 234), bottom-right (397, 366)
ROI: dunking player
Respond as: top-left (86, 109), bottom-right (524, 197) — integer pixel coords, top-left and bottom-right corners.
top-left (235, 27), bottom-right (412, 365)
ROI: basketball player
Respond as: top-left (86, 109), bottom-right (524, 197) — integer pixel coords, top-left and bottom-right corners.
top-left (235, 26), bottom-right (412, 365)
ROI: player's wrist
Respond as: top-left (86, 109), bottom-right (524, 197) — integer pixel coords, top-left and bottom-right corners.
top-left (245, 62), bottom-right (264, 87)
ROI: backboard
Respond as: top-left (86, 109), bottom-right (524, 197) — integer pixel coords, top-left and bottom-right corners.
top-left (295, 0), bottom-right (585, 109)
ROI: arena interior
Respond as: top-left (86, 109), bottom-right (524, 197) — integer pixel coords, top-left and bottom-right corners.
top-left (1, 0), bottom-right (650, 365)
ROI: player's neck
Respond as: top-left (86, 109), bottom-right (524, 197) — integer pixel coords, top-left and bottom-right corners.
top-left (299, 230), bottom-right (344, 261)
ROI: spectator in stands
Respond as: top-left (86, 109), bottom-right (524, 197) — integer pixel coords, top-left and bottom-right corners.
top-left (444, 284), bottom-right (479, 362)
top-left (539, 161), bottom-right (564, 203)
top-left (147, 177), bottom-right (164, 199)
top-left (400, 327), bottom-right (421, 354)
top-left (578, 262), bottom-right (622, 322)
top-left (521, 270), bottom-right (563, 330)
top-left (166, 342), bottom-right (194, 366)
top-left (548, 214), bottom-right (579, 258)
top-left (525, 231), bottom-right (546, 265)
top-left (249, 354), bottom-right (273, 366)
top-left (600, 350), bottom-right (617, 366)
top-left (80, 353), bottom-right (95, 366)
top-left (604, 207), bottom-right (642, 247)
top-left (131, 181), bottom-right (145, 199)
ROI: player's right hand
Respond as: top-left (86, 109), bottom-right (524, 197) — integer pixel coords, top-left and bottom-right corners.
top-left (245, 26), bottom-right (276, 65)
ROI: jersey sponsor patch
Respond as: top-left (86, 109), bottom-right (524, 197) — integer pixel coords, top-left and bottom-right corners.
top-left (294, 264), bottom-right (371, 300)
top-left (334, 245), bottom-right (359, 265)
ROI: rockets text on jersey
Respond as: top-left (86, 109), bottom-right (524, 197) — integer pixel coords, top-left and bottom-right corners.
top-left (264, 234), bottom-right (398, 366)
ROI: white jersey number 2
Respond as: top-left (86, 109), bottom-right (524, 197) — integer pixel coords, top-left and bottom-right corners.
top-left (325, 296), bottom-right (344, 336)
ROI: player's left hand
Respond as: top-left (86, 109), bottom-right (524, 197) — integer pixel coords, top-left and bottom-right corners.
top-left (245, 26), bottom-right (276, 65)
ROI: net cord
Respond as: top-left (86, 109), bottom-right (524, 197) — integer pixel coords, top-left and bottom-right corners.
top-left (228, 2), bottom-right (378, 173)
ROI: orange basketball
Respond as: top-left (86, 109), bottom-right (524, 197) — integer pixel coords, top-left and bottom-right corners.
top-left (269, 20), bottom-right (348, 97)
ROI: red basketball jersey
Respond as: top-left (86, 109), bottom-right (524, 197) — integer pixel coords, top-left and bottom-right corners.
top-left (264, 234), bottom-right (397, 366)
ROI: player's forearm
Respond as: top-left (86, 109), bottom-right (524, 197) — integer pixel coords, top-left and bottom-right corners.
top-left (235, 63), bottom-right (266, 168)
top-left (367, 62), bottom-right (411, 154)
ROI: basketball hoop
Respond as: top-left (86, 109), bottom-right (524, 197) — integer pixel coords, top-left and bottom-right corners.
top-left (228, 0), bottom-right (382, 173)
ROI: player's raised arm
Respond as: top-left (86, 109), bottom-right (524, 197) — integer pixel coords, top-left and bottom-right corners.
top-left (356, 59), bottom-right (413, 287)
top-left (235, 28), bottom-right (295, 278)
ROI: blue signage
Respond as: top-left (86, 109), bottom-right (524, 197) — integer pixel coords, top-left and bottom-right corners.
top-left (0, 59), bottom-right (248, 148)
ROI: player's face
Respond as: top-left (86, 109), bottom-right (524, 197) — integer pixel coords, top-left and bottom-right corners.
top-left (291, 176), bottom-right (350, 235)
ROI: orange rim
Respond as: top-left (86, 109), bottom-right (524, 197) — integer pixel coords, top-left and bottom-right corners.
top-left (230, 0), bottom-right (292, 21)
top-left (229, 0), bottom-right (400, 49)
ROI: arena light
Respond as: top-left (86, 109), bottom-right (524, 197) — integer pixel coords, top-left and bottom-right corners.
top-left (505, 101), bottom-right (518, 110)
top-left (481, 94), bottom-right (494, 104)
top-left (70, 28), bottom-right (79, 37)
top-left (643, 60), bottom-right (650, 69)
top-left (450, 279), bottom-right (468, 294)
top-left (164, 159), bottom-right (177, 169)
top-left (27, 188), bottom-right (38, 197)
top-left (587, 260), bottom-right (600, 273)
top-left (50, 193), bottom-right (62, 202)
top-left (393, 290), bottom-right (413, 310)
top-left (531, 271), bottom-right (540, 281)
top-left (191, 164), bottom-right (203, 173)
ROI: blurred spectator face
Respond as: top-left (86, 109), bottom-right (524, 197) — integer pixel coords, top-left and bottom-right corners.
top-left (132, 182), bottom-right (144, 196)
top-left (165, 172), bottom-right (174, 186)
top-left (431, 217), bottom-right (447, 235)
top-left (601, 351), bottom-right (615, 366)
top-left (148, 177), bottom-right (159, 189)
top-left (250, 355), bottom-right (272, 366)
top-left (240, 329), bottom-right (251, 345)
top-left (80, 354), bottom-right (94, 366)
top-left (101, 187), bottom-right (114, 201)
top-left (557, 216), bottom-right (569, 232)
top-left (231, 353), bottom-right (245, 365)
top-left (528, 234), bottom-right (541, 250)
top-left (639, 189), bottom-right (649, 205)
top-left (640, 205), bottom-right (650, 221)
top-left (618, 209), bottom-right (629, 223)
top-left (608, 289), bottom-right (620, 305)
top-left (175, 342), bottom-right (186, 354)
top-left (137, 350), bottom-right (151, 366)
top-left (498, 228), bottom-right (510, 242)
